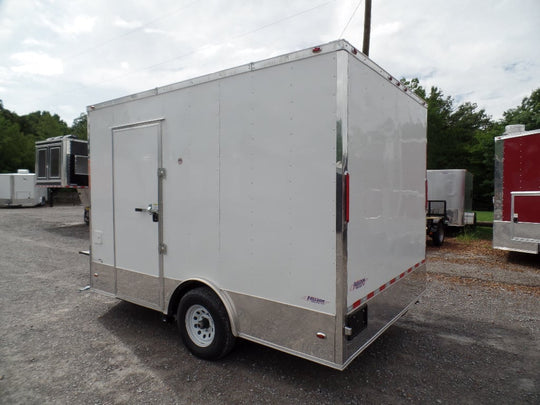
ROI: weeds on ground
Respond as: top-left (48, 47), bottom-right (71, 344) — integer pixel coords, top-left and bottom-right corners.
top-left (474, 211), bottom-right (493, 222)
top-left (456, 226), bottom-right (492, 242)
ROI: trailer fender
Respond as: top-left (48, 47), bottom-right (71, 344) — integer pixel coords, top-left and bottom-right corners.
top-left (167, 278), bottom-right (239, 337)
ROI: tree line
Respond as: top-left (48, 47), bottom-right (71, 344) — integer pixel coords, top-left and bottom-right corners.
top-left (0, 101), bottom-right (87, 175)
top-left (1, 84), bottom-right (539, 209)
top-left (400, 81), bottom-right (538, 210)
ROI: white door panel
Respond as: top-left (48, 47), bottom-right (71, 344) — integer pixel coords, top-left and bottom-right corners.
top-left (113, 123), bottom-right (161, 304)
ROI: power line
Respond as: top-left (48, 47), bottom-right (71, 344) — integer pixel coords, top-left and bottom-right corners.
top-left (144, 0), bottom-right (336, 72)
top-left (35, 0), bottom-right (336, 113)
top-left (67, 0), bottom-right (201, 59)
top-left (97, 0), bottom-right (335, 84)
top-left (339, 0), bottom-right (363, 38)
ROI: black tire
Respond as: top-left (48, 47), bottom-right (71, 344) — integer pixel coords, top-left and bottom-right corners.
top-left (177, 287), bottom-right (235, 360)
top-left (432, 221), bottom-right (445, 246)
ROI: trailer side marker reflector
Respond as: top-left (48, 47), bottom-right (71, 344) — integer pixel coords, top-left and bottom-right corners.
top-left (348, 259), bottom-right (425, 312)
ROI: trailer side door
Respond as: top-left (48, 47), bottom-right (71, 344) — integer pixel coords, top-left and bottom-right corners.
top-left (112, 122), bottom-right (163, 308)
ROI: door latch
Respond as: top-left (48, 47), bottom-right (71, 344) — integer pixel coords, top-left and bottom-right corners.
top-left (135, 204), bottom-right (159, 222)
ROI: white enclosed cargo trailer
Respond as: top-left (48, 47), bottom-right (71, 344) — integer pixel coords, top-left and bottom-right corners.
top-left (427, 169), bottom-right (475, 227)
top-left (493, 125), bottom-right (540, 254)
top-left (0, 169), bottom-right (47, 207)
top-left (88, 40), bottom-right (427, 369)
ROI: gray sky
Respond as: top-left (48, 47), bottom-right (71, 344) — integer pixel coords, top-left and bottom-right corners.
top-left (1, 0), bottom-right (538, 125)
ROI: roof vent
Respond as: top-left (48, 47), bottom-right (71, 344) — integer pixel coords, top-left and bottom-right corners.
top-left (505, 124), bottom-right (525, 134)
top-left (17, 169), bottom-right (30, 174)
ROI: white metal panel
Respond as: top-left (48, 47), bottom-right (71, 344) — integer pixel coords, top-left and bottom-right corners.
top-left (0, 173), bottom-right (46, 206)
top-left (112, 124), bottom-right (160, 277)
top-left (219, 53), bottom-right (338, 314)
top-left (14, 174), bottom-right (37, 201)
top-left (160, 82), bottom-right (221, 284)
top-left (427, 169), bottom-right (472, 226)
top-left (88, 110), bottom-right (116, 268)
top-left (346, 54), bottom-right (427, 308)
top-left (0, 175), bottom-right (11, 200)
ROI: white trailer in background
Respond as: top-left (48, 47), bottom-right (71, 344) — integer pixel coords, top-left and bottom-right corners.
top-left (427, 169), bottom-right (475, 227)
top-left (0, 169), bottom-right (47, 207)
top-left (493, 125), bottom-right (540, 254)
top-left (88, 40), bottom-right (427, 370)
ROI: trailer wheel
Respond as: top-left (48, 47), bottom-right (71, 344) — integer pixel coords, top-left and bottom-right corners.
top-left (177, 287), bottom-right (235, 360)
top-left (432, 221), bottom-right (445, 246)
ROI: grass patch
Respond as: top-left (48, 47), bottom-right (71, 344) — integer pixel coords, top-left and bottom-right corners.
top-left (475, 211), bottom-right (493, 222)
top-left (456, 225), bottom-right (493, 242)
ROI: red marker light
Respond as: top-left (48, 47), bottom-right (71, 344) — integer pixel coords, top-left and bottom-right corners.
top-left (312, 47), bottom-right (321, 53)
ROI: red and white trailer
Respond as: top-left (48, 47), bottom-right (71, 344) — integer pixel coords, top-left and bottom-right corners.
top-left (493, 125), bottom-right (540, 254)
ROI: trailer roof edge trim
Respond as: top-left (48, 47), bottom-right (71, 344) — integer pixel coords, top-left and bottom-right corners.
top-left (87, 39), bottom-right (426, 112)
top-left (495, 128), bottom-right (540, 141)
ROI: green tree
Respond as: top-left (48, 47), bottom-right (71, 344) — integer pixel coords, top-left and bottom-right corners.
top-left (0, 104), bottom-right (71, 173)
top-left (502, 88), bottom-right (540, 130)
top-left (20, 111), bottom-right (69, 141)
top-left (71, 113), bottom-right (87, 140)
top-left (0, 114), bottom-right (34, 173)
top-left (402, 79), bottom-right (497, 209)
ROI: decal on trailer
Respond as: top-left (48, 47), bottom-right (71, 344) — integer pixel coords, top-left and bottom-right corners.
top-left (304, 296), bottom-right (330, 305)
top-left (350, 278), bottom-right (367, 291)
top-left (348, 259), bottom-right (426, 312)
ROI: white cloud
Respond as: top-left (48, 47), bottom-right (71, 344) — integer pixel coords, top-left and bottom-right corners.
top-left (114, 18), bottom-right (142, 29)
top-left (0, 0), bottom-right (538, 124)
top-left (42, 15), bottom-right (97, 35)
top-left (373, 21), bottom-right (402, 37)
top-left (22, 38), bottom-right (53, 47)
top-left (10, 52), bottom-right (64, 76)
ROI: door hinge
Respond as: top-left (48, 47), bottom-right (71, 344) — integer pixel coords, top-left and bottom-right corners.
top-left (158, 168), bottom-right (166, 178)
top-left (159, 243), bottom-right (167, 254)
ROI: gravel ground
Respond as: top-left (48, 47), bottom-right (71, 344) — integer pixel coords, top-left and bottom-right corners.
top-left (0, 206), bottom-right (538, 404)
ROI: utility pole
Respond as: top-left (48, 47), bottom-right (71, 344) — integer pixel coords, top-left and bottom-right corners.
top-left (362, 0), bottom-right (372, 56)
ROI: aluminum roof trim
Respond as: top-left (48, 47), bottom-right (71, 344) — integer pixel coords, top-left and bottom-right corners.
top-left (495, 129), bottom-right (540, 141)
top-left (88, 39), bottom-right (426, 112)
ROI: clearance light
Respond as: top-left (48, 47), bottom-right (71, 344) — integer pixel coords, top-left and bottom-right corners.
top-left (312, 47), bottom-right (321, 53)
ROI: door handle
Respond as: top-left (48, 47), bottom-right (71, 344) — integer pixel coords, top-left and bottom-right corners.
top-left (134, 204), bottom-right (157, 214)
